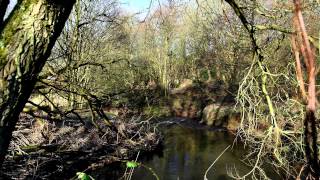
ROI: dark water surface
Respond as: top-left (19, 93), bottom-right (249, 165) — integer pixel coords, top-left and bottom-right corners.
top-left (95, 122), bottom-right (280, 180)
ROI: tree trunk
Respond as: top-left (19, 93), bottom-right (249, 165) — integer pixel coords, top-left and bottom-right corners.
top-left (292, 0), bottom-right (320, 177)
top-left (0, 0), bottom-right (75, 166)
top-left (0, 0), bottom-right (9, 28)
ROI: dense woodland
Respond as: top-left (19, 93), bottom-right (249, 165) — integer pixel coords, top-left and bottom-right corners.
top-left (0, 0), bottom-right (320, 179)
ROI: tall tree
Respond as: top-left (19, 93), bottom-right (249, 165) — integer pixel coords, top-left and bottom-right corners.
top-left (0, 0), bottom-right (75, 166)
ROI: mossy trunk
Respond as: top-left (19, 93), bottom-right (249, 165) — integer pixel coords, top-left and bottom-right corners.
top-left (0, 0), bottom-right (75, 166)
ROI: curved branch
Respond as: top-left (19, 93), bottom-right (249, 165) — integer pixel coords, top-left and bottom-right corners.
top-left (224, 0), bottom-right (277, 124)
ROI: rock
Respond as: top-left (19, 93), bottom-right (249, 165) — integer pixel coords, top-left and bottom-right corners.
top-left (171, 96), bottom-right (202, 119)
top-left (201, 103), bottom-right (239, 129)
top-left (170, 79), bottom-right (194, 94)
top-left (226, 115), bottom-right (241, 131)
top-left (169, 79), bottom-right (204, 119)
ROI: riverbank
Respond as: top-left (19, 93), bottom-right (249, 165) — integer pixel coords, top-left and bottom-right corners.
top-left (109, 79), bottom-right (241, 131)
top-left (1, 79), bottom-right (271, 179)
top-left (1, 79), bottom-right (241, 179)
top-left (1, 114), bottom-right (161, 179)
top-left (88, 119), bottom-right (282, 180)
top-left (97, 79), bottom-right (306, 179)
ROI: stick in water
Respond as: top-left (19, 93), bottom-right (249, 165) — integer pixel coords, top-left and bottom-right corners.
top-left (204, 145), bottom-right (231, 180)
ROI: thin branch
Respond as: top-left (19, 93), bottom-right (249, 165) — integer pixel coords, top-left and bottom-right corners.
top-left (291, 36), bottom-right (307, 101)
top-left (254, 24), bottom-right (293, 34)
top-left (204, 145), bottom-right (231, 180)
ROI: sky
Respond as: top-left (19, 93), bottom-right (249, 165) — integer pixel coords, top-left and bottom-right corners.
top-left (120, 0), bottom-right (152, 13)
top-left (4, 0), bottom-right (16, 19)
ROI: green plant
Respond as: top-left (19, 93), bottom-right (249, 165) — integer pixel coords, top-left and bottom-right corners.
top-left (126, 161), bottom-right (138, 168)
top-left (76, 172), bottom-right (94, 180)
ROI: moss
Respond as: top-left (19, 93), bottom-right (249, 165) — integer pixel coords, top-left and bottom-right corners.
top-left (143, 105), bottom-right (171, 118)
top-left (20, 144), bottom-right (40, 152)
top-left (0, 0), bottom-right (40, 69)
top-left (0, 44), bottom-right (7, 67)
top-left (1, 0), bottom-right (37, 46)
top-left (172, 98), bottom-right (183, 110)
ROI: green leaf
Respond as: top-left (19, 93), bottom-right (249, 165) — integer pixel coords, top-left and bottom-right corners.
top-left (126, 161), bottom-right (138, 168)
top-left (76, 172), bottom-right (91, 180)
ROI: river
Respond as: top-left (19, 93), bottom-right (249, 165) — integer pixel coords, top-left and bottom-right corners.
top-left (93, 119), bottom-right (281, 180)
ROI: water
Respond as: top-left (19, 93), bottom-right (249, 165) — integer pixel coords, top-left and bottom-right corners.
top-left (131, 125), bottom-right (251, 180)
top-left (94, 122), bottom-right (280, 180)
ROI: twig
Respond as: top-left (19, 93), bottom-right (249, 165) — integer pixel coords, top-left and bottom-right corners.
top-left (204, 145), bottom-right (231, 180)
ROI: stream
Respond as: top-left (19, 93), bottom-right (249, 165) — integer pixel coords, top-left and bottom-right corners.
top-left (93, 119), bottom-right (281, 180)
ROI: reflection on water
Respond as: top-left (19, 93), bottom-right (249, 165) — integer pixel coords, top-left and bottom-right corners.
top-left (131, 125), bottom-right (251, 180)
top-left (94, 123), bottom-right (280, 180)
